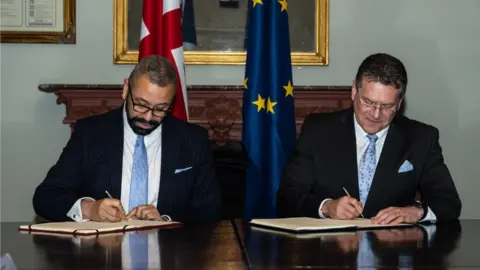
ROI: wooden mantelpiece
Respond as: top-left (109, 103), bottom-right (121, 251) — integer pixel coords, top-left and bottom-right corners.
top-left (39, 84), bottom-right (352, 145)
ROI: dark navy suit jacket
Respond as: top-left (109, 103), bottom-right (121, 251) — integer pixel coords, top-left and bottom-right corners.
top-left (277, 108), bottom-right (461, 221)
top-left (33, 107), bottom-right (221, 222)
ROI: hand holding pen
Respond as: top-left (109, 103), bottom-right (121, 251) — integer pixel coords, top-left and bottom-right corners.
top-left (81, 199), bottom-right (126, 222)
top-left (105, 190), bottom-right (168, 222)
top-left (321, 187), bottom-right (364, 219)
top-left (104, 190), bottom-right (127, 220)
top-left (342, 187), bottom-right (365, 218)
top-left (78, 191), bottom-right (126, 222)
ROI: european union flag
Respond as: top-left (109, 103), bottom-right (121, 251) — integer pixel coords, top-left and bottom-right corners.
top-left (242, 0), bottom-right (296, 219)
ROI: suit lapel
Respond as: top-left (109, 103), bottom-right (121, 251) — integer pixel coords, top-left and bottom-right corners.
top-left (106, 107), bottom-right (124, 199)
top-left (157, 116), bottom-right (181, 207)
top-left (364, 118), bottom-right (407, 211)
top-left (336, 109), bottom-right (361, 199)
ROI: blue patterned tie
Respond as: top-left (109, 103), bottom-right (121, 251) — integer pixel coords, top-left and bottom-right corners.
top-left (129, 135), bottom-right (148, 211)
top-left (358, 134), bottom-right (378, 205)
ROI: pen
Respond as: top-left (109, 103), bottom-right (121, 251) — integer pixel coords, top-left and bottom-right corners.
top-left (342, 187), bottom-right (365, 218)
top-left (105, 190), bottom-right (113, 198)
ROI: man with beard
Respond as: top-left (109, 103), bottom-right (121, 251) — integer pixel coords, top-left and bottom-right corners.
top-left (33, 55), bottom-right (221, 222)
top-left (277, 53), bottom-right (461, 224)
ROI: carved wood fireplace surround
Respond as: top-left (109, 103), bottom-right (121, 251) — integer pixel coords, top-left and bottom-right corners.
top-left (39, 84), bottom-right (352, 144)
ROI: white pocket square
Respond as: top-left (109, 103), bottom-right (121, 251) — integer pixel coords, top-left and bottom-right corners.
top-left (398, 160), bottom-right (414, 173)
top-left (174, 167), bottom-right (192, 174)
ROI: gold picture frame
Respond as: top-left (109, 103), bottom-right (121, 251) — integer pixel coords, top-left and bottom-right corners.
top-left (114, 0), bottom-right (329, 65)
top-left (0, 0), bottom-right (76, 44)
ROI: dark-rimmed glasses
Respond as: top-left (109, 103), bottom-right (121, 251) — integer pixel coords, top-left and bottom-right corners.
top-left (128, 89), bottom-right (173, 117)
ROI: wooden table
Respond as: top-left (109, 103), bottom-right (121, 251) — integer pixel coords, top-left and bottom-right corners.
top-left (2, 220), bottom-right (479, 269)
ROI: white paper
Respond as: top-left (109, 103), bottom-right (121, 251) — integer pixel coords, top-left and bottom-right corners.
top-left (250, 217), bottom-right (412, 232)
top-left (26, 0), bottom-right (55, 27)
top-left (0, 0), bottom-right (22, 27)
top-left (19, 220), bottom-right (178, 235)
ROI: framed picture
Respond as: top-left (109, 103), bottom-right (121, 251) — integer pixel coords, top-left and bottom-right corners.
top-left (114, 0), bottom-right (329, 65)
top-left (0, 0), bottom-right (76, 44)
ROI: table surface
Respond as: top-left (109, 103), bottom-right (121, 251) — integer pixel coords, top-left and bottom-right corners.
top-left (1, 220), bottom-right (479, 269)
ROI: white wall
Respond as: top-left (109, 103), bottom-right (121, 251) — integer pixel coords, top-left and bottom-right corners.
top-left (1, 0), bottom-right (479, 221)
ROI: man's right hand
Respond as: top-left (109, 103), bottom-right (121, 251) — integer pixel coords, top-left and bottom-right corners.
top-left (322, 196), bottom-right (363, 219)
top-left (81, 199), bottom-right (126, 222)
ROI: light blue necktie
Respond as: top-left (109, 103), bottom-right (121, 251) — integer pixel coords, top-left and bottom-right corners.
top-left (358, 134), bottom-right (378, 205)
top-left (129, 135), bottom-right (148, 211)
top-left (128, 136), bottom-right (149, 269)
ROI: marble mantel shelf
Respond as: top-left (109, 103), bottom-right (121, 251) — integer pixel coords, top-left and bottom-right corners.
top-left (39, 84), bottom-right (352, 145)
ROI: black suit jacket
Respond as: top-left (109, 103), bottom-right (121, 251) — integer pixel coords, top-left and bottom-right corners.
top-left (277, 108), bottom-right (461, 221)
top-left (33, 107), bottom-right (221, 222)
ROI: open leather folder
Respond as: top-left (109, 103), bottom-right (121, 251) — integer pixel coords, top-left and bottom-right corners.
top-left (19, 219), bottom-right (182, 236)
top-left (249, 217), bottom-right (413, 233)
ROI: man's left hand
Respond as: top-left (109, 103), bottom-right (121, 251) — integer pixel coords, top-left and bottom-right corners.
top-left (371, 206), bottom-right (423, 225)
top-left (126, 204), bottom-right (162, 221)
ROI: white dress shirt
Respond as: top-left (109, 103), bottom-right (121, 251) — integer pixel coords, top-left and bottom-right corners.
top-left (67, 105), bottom-right (163, 221)
top-left (318, 115), bottom-right (437, 222)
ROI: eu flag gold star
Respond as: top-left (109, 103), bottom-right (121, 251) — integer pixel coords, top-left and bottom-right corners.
top-left (252, 0), bottom-right (263, 8)
top-left (278, 0), bottom-right (288, 12)
top-left (283, 81), bottom-right (294, 97)
top-left (244, 78), bottom-right (248, 89)
top-left (252, 94), bottom-right (265, 112)
top-left (266, 97), bottom-right (277, 114)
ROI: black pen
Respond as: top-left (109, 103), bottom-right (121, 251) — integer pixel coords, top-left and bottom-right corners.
top-left (342, 187), bottom-right (365, 218)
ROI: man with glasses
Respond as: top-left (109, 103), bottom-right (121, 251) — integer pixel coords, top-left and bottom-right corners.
top-left (277, 53), bottom-right (461, 224)
top-left (33, 55), bottom-right (221, 222)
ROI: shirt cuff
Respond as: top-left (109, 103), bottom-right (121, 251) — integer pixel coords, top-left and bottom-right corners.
top-left (161, 215), bottom-right (172, 222)
top-left (66, 197), bottom-right (95, 222)
top-left (418, 206), bottom-right (438, 246)
top-left (318, 198), bottom-right (332, 218)
top-left (419, 206), bottom-right (437, 223)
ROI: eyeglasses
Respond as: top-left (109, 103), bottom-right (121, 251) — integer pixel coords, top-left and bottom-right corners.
top-left (358, 96), bottom-right (398, 113)
top-left (128, 90), bottom-right (172, 117)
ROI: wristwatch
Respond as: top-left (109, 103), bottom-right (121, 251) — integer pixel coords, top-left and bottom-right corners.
top-left (411, 201), bottom-right (427, 221)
